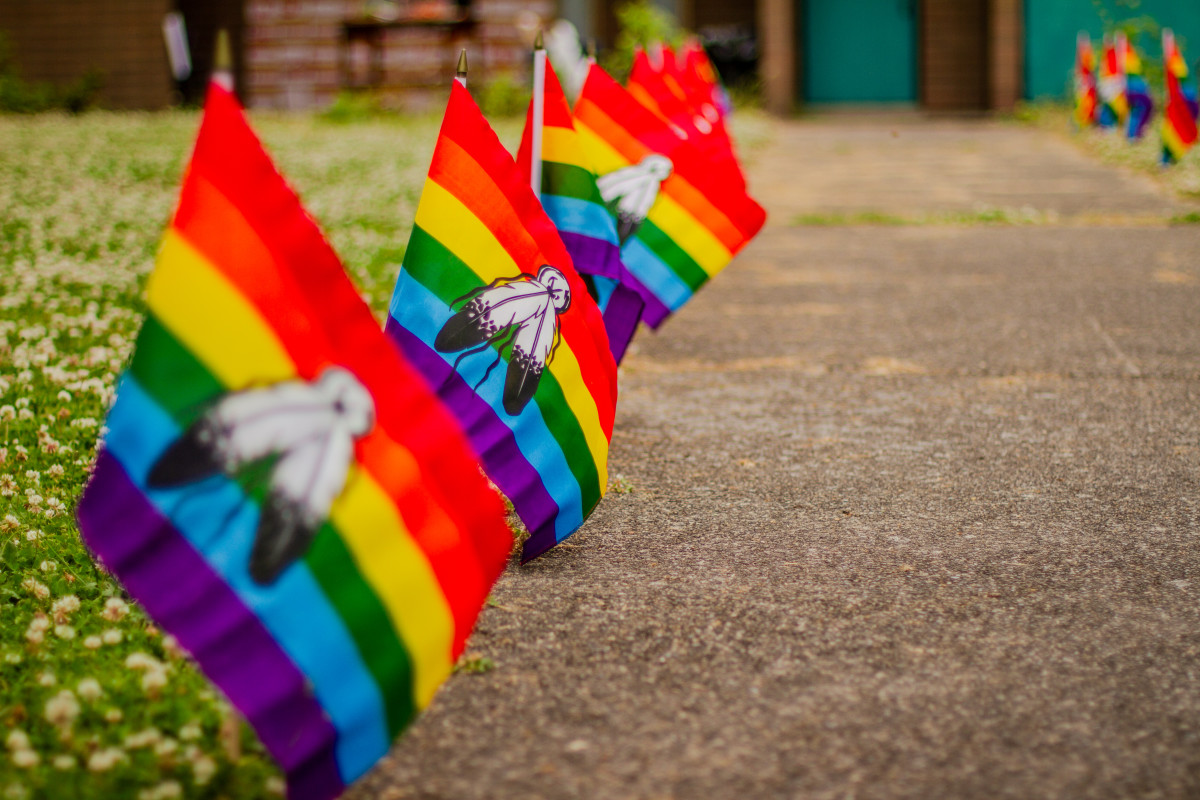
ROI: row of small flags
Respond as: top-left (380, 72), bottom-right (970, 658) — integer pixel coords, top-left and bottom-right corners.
top-left (75, 34), bottom-right (763, 800)
top-left (1074, 28), bottom-right (1200, 164)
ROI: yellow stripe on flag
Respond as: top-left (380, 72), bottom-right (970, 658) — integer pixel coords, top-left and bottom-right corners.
top-left (648, 193), bottom-right (732, 276)
top-left (541, 127), bottom-right (593, 171)
top-left (330, 466), bottom-right (455, 709)
top-left (413, 179), bottom-right (608, 491)
top-left (576, 122), bottom-right (633, 175)
top-left (147, 230), bottom-right (295, 389)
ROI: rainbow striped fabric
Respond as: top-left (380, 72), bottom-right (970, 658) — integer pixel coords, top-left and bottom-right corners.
top-left (516, 58), bottom-right (646, 363)
top-left (1123, 37), bottom-right (1153, 140)
top-left (628, 47), bottom-right (745, 188)
top-left (574, 63), bottom-right (765, 328)
top-left (386, 82), bottom-right (617, 562)
top-left (76, 83), bottom-right (512, 800)
top-left (1162, 29), bottom-right (1199, 165)
top-left (1074, 33), bottom-right (1097, 129)
top-left (1097, 34), bottom-right (1128, 129)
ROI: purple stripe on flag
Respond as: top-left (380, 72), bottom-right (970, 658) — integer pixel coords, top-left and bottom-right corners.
top-left (78, 450), bottom-right (344, 800)
top-left (603, 283), bottom-right (644, 364)
top-left (619, 267), bottom-right (671, 328)
top-left (560, 231), bottom-right (623, 281)
top-left (384, 319), bottom-right (562, 545)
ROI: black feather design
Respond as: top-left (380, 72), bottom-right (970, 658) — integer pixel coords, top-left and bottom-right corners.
top-left (249, 492), bottom-right (320, 585)
top-left (146, 421), bottom-right (224, 488)
top-left (504, 348), bottom-right (543, 415)
top-left (434, 298), bottom-right (495, 353)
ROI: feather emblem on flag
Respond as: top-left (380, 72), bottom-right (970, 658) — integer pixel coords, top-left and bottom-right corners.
top-left (1097, 33), bottom-right (1128, 128)
top-left (387, 81), bottom-right (617, 562)
top-left (77, 81), bottom-right (512, 800)
top-left (573, 63), bottom-right (765, 329)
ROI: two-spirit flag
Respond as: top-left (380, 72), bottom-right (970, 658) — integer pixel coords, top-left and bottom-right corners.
top-left (516, 58), bottom-right (645, 364)
top-left (386, 82), bottom-right (618, 562)
top-left (1097, 33), bottom-right (1128, 129)
top-left (574, 63), bottom-right (765, 328)
top-left (1162, 28), bottom-right (1199, 165)
top-left (1123, 36), bottom-right (1154, 140)
top-left (77, 82), bottom-right (512, 800)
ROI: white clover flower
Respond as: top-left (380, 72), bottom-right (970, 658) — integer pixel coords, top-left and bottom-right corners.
top-left (54, 625), bottom-right (75, 640)
top-left (3, 653), bottom-right (21, 665)
top-left (5, 730), bottom-right (29, 751)
top-left (0, 406), bottom-right (15, 422)
top-left (21, 578), bottom-right (49, 599)
top-left (141, 668), bottom-right (169, 694)
top-left (124, 652), bottom-right (161, 671)
top-left (102, 597), bottom-right (129, 621)
top-left (153, 737), bottom-right (178, 758)
top-left (11, 748), bottom-right (38, 769)
top-left (0, 476), bottom-right (14, 498)
top-left (192, 754), bottom-right (216, 785)
top-left (86, 747), bottom-right (126, 772)
top-left (69, 418), bottom-right (98, 429)
top-left (44, 497), bottom-right (66, 517)
top-left (23, 470), bottom-right (38, 484)
top-left (101, 629), bottom-right (122, 645)
top-left (178, 721), bottom-right (202, 741)
top-left (137, 781), bottom-right (182, 800)
top-left (16, 409), bottom-right (32, 421)
top-left (43, 690), bottom-right (80, 728)
top-left (77, 678), bottom-right (102, 701)
top-left (1, 515), bottom-right (19, 532)
top-left (37, 560), bottom-right (54, 572)
top-left (52, 754), bottom-right (76, 770)
top-left (16, 372), bottom-right (32, 385)
top-left (46, 465), bottom-right (64, 478)
top-left (36, 672), bottom-right (56, 687)
top-left (24, 529), bottom-right (40, 542)
top-left (103, 708), bottom-right (123, 723)
top-left (51, 594), bottom-right (80, 620)
top-left (56, 390), bottom-right (71, 403)
top-left (27, 615), bottom-right (50, 633)
top-left (83, 636), bottom-right (102, 650)
top-left (265, 776), bottom-right (286, 795)
top-left (125, 728), bottom-right (162, 749)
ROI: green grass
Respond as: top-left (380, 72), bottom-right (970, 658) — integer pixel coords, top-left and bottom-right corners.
top-left (0, 107), bottom-right (531, 799)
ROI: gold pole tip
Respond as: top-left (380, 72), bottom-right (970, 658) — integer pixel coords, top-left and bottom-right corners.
top-left (456, 48), bottom-right (468, 77)
top-left (214, 29), bottom-right (233, 72)
top-left (534, 30), bottom-right (544, 50)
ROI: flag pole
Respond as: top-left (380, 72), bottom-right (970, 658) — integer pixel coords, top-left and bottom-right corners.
top-left (455, 48), bottom-right (468, 87)
top-left (213, 28), bottom-right (234, 91)
top-left (531, 31), bottom-right (546, 199)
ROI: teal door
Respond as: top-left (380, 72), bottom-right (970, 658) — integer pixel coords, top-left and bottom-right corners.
top-left (804, 0), bottom-right (918, 103)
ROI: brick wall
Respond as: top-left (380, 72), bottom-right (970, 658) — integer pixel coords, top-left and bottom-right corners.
top-left (0, 0), bottom-right (174, 109)
top-left (244, 0), bottom-right (552, 111)
top-left (921, 0), bottom-right (988, 111)
top-left (987, 0), bottom-right (1022, 110)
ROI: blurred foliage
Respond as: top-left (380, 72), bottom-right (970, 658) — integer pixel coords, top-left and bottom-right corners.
top-left (600, 1), bottom-right (685, 83)
top-left (318, 90), bottom-right (386, 123)
top-left (476, 71), bottom-right (530, 118)
top-left (0, 32), bottom-right (104, 114)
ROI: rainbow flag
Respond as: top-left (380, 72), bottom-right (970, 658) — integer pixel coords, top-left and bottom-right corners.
top-left (1123, 36), bottom-right (1153, 140)
top-left (573, 63), bottom-right (765, 328)
top-left (1074, 32), bottom-right (1098, 129)
top-left (516, 58), bottom-right (645, 363)
top-left (1097, 34), bottom-right (1128, 128)
top-left (1162, 28), bottom-right (1199, 165)
top-left (386, 82), bottom-right (617, 562)
top-left (628, 47), bottom-right (745, 188)
top-left (681, 39), bottom-right (733, 117)
top-left (76, 82), bottom-right (512, 800)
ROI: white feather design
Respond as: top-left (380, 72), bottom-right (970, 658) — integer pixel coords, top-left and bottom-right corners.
top-left (147, 366), bottom-right (374, 584)
top-left (435, 265), bottom-right (571, 415)
top-left (596, 154), bottom-right (673, 242)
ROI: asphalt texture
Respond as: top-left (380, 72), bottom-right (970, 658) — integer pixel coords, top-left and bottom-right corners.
top-left (352, 118), bottom-right (1200, 800)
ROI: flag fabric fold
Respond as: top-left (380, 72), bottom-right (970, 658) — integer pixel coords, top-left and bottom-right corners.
top-left (77, 82), bottom-right (512, 800)
top-left (574, 63), bottom-right (765, 329)
top-left (516, 57), bottom-right (645, 363)
top-left (1162, 29), bottom-right (1199, 165)
top-left (386, 81), bottom-right (617, 562)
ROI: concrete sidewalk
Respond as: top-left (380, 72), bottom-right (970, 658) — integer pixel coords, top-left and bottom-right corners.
top-left (353, 118), bottom-right (1200, 800)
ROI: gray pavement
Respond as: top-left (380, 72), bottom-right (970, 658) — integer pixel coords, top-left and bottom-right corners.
top-left (353, 118), bottom-right (1200, 800)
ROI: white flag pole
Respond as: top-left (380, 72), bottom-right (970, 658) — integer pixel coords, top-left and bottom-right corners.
top-left (455, 48), bottom-right (468, 87)
top-left (531, 31), bottom-right (546, 199)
